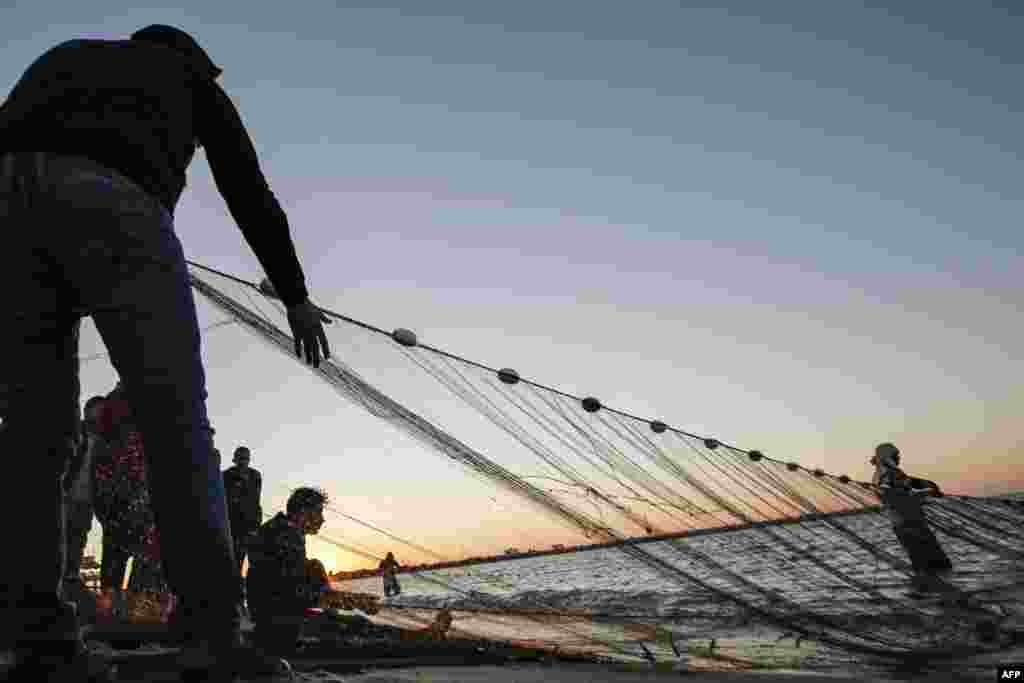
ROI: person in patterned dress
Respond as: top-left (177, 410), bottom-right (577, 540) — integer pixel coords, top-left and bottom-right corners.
top-left (92, 383), bottom-right (171, 610)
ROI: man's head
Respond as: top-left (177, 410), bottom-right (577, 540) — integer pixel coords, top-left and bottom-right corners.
top-left (233, 446), bottom-right (251, 469)
top-left (872, 442), bottom-right (900, 468)
top-left (287, 487), bottom-right (328, 535)
top-left (130, 24), bottom-right (222, 80)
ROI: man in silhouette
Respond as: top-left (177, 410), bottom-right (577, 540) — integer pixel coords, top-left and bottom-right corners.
top-left (247, 487), bottom-right (338, 657)
top-left (872, 442), bottom-right (952, 592)
top-left (0, 24), bottom-right (331, 680)
top-left (379, 552), bottom-right (402, 597)
top-left (64, 397), bottom-right (106, 591)
top-left (224, 445), bottom-right (263, 609)
top-left (224, 446), bottom-right (263, 573)
top-left (61, 396), bottom-right (107, 623)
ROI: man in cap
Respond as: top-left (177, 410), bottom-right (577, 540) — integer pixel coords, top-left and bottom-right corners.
top-left (0, 24), bottom-right (331, 680)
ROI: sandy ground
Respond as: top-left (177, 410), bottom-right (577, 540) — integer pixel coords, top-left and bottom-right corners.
top-left (0, 653), bottom-right (995, 682)
top-left (342, 663), bottom-right (989, 682)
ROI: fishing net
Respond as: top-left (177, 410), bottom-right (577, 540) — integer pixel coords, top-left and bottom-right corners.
top-left (175, 262), bottom-right (1022, 667)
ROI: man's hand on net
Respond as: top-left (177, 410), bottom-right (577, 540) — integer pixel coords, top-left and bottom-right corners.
top-left (287, 299), bottom-right (332, 367)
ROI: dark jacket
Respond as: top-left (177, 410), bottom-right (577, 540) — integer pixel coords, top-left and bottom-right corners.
top-left (378, 557), bottom-right (400, 576)
top-left (247, 513), bottom-right (326, 616)
top-left (0, 38), bottom-right (308, 306)
top-left (224, 465), bottom-right (263, 529)
top-left (877, 467), bottom-right (937, 527)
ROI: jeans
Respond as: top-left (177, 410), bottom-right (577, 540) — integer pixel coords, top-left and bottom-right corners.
top-left (0, 152), bottom-right (241, 646)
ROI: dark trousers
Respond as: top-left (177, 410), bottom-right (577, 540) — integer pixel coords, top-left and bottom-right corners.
top-left (231, 519), bottom-right (257, 576)
top-left (894, 521), bottom-right (953, 574)
top-left (100, 529), bottom-right (130, 591)
top-left (383, 574), bottom-right (401, 597)
top-left (0, 152), bottom-right (241, 646)
top-left (232, 519), bottom-right (257, 605)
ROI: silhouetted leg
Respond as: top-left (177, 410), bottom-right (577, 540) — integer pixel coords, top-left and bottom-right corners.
top-left (42, 154), bottom-right (241, 645)
top-left (0, 152), bottom-right (83, 653)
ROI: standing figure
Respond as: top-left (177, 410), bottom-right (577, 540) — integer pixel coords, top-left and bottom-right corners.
top-left (0, 23), bottom-right (330, 680)
top-left (89, 396), bottom-right (129, 621)
top-left (62, 395), bottom-right (107, 622)
top-left (64, 397), bottom-right (106, 589)
top-left (224, 445), bottom-right (263, 606)
top-left (872, 442), bottom-right (952, 591)
top-left (379, 552), bottom-right (402, 598)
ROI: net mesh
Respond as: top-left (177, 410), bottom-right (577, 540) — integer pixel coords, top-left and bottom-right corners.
top-left (183, 262), bottom-right (1023, 665)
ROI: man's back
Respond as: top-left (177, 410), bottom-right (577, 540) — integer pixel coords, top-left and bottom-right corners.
top-left (877, 467), bottom-right (928, 526)
top-left (0, 32), bottom-right (309, 308)
top-left (247, 513), bottom-right (308, 605)
top-left (0, 39), bottom-right (206, 212)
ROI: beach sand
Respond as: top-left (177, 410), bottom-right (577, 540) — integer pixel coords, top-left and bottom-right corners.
top-left (341, 663), bottom-right (984, 682)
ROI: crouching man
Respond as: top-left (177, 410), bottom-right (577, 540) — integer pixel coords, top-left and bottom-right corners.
top-left (246, 487), bottom-right (335, 656)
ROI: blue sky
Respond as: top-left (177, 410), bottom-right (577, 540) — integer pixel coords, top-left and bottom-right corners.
top-left (3, 1), bottom-right (1021, 569)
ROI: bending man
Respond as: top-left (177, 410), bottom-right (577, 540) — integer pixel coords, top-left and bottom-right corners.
top-left (0, 24), bottom-right (331, 680)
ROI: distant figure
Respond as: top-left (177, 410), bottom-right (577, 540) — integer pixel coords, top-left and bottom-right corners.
top-left (872, 443), bottom-right (952, 590)
top-left (247, 487), bottom-right (342, 656)
top-left (224, 446), bottom-right (264, 578)
top-left (64, 396), bottom-right (106, 590)
top-left (379, 552), bottom-right (402, 597)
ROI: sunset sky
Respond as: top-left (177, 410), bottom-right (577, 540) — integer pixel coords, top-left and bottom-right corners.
top-left (3, 2), bottom-right (1021, 572)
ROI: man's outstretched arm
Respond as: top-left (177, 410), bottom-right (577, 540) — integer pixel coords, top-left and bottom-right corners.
top-left (199, 82), bottom-right (331, 366)
top-left (199, 82), bottom-right (308, 307)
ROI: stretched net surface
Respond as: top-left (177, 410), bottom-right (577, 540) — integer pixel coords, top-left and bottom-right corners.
top-left (184, 262), bottom-right (1023, 666)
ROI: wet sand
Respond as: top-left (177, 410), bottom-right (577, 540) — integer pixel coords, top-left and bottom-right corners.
top-left (344, 663), bottom-right (988, 682)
